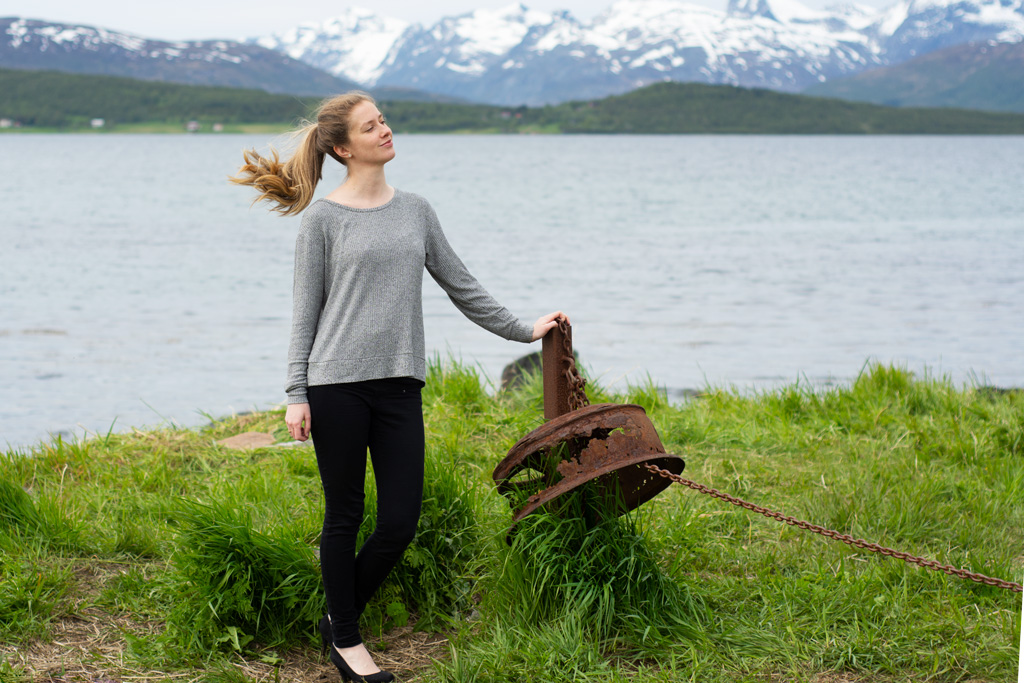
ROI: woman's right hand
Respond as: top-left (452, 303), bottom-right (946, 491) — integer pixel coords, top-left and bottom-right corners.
top-left (285, 403), bottom-right (312, 441)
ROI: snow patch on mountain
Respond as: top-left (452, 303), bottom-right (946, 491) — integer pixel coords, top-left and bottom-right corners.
top-left (8, 19), bottom-right (132, 52)
top-left (442, 3), bottom-right (553, 56)
top-left (419, 3), bottom-right (558, 75)
top-left (3, 17), bottom-right (247, 62)
top-left (530, 12), bottom-right (586, 52)
top-left (254, 7), bottom-right (409, 84)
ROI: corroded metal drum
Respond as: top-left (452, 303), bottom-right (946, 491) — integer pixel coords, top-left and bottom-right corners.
top-left (492, 321), bottom-right (684, 537)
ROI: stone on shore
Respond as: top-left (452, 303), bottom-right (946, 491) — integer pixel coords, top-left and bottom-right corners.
top-left (217, 431), bottom-right (275, 449)
top-left (501, 351), bottom-right (543, 391)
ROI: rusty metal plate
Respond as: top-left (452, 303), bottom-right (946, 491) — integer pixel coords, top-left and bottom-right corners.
top-left (493, 403), bottom-right (685, 535)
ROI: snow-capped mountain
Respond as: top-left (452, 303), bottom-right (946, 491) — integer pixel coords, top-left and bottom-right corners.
top-left (382, 6), bottom-right (597, 103)
top-left (253, 0), bottom-right (1024, 105)
top-left (871, 0), bottom-right (1024, 61)
top-left (253, 8), bottom-right (411, 85)
top-left (807, 39), bottom-right (1024, 112)
top-left (5, 0), bottom-right (1021, 107)
top-left (0, 16), bottom-right (360, 95)
top-left (582, 0), bottom-right (881, 91)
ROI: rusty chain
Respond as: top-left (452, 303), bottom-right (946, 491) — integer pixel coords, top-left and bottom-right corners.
top-left (545, 323), bottom-right (1018, 592)
top-left (645, 464), bottom-right (1023, 593)
top-left (558, 317), bottom-right (590, 412)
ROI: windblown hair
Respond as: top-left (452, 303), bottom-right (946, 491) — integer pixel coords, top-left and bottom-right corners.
top-left (229, 91), bottom-right (376, 216)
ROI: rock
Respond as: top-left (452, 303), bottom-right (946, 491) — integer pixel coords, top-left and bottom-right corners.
top-left (217, 431), bottom-right (275, 450)
top-left (675, 388), bottom-right (706, 400)
top-left (501, 351), bottom-right (543, 391)
top-left (501, 350), bottom-right (587, 391)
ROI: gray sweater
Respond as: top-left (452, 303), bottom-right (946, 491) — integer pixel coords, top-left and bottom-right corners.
top-left (286, 189), bottom-right (534, 403)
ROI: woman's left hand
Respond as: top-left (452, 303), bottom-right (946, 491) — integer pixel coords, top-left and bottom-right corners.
top-left (532, 311), bottom-right (569, 341)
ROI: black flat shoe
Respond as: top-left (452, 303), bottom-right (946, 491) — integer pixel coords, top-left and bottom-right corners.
top-left (329, 646), bottom-right (395, 683)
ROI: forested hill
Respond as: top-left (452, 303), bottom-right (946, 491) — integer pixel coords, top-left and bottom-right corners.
top-left (386, 82), bottom-right (1024, 134)
top-left (0, 68), bottom-right (317, 128)
top-left (5, 68), bottom-right (1024, 134)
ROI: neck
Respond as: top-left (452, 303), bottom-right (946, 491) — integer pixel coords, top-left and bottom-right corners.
top-left (339, 165), bottom-right (389, 199)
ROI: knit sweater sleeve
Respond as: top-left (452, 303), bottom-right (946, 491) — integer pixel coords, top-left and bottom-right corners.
top-left (423, 205), bottom-right (534, 344)
top-left (284, 213), bottom-right (326, 404)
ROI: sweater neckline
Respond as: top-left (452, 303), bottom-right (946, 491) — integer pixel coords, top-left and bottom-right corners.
top-left (319, 188), bottom-right (400, 213)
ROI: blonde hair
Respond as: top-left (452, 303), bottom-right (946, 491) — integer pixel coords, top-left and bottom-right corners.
top-left (229, 91), bottom-right (376, 216)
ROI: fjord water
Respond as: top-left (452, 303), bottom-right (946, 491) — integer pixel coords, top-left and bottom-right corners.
top-left (2, 134), bottom-right (1023, 449)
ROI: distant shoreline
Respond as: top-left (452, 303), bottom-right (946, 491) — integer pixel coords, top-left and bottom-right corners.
top-left (6, 126), bottom-right (1024, 136)
top-left (0, 123), bottom-right (293, 135)
top-left (7, 69), bottom-right (1024, 134)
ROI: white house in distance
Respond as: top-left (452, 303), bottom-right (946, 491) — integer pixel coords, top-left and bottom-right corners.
top-left (91, 118), bottom-right (105, 128)
top-left (0, 118), bottom-right (13, 128)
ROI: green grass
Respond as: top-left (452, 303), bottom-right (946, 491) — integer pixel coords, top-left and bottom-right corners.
top-left (0, 360), bottom-right (1020, 681)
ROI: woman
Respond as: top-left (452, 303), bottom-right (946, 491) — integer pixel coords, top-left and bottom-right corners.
top-left (231, 91), bottom-right (565, 682)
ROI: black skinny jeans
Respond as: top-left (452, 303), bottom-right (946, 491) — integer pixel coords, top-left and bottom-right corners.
top-left (307, 377), bottom-right (425, 647)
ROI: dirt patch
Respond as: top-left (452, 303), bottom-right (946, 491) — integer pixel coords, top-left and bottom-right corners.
top-left (227, 627), bottom-right (449, 683)
top-left (4, 622), bottom-right (448, 683)
top-left (1, 562), bottom-right (448, 683)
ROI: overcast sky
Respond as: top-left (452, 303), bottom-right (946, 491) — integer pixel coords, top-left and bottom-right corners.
top-left (8, 0), bottom-right (893, 41)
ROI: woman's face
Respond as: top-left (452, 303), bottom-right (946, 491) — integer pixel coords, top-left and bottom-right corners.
top-left (335, 100), bottom-right (394, 166)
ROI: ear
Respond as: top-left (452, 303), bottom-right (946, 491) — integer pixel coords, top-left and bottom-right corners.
top-left (333, 144), bottom-right (351, 159)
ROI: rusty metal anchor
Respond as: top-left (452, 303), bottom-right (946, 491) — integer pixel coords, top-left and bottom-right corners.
top-left (492, 319), bottom-right (685, 537)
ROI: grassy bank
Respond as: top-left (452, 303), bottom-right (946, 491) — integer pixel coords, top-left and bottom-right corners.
top-left (0, 361), bottom-right (1021, 682)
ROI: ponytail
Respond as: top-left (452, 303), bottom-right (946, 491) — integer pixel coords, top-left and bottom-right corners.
top-left (229, 91), bottom-right (375, 216)
top-left (230, 122), bottom-right (322, 216)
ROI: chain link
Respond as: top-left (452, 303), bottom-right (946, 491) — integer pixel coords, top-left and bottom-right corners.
top-left (558, 317), bottom-right (590, 412)
top-left (645, 464), bottom-right (1023, 593)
